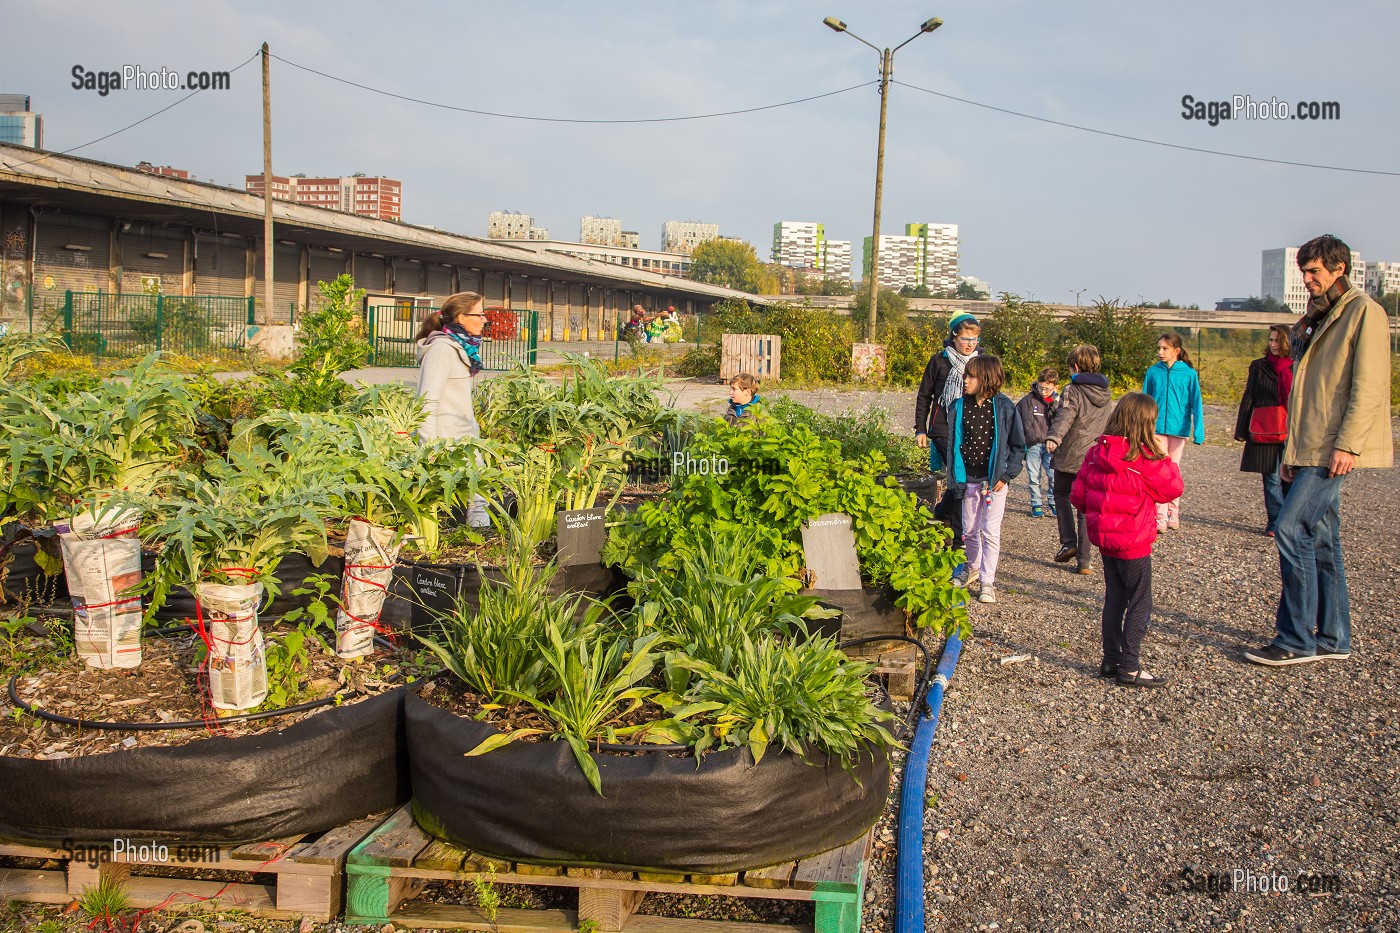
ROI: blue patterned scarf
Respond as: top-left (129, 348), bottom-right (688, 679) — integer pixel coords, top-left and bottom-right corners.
top-left (443, 323), bottom-right (483, 375)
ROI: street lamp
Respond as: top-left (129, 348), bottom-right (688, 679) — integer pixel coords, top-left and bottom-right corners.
top-left (1071, 288), bottom-right (1086, 307)
top-left (825, 14), bottom-right (943, 343)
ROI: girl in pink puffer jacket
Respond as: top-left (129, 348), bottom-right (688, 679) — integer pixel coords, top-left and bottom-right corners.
top-left (1071, 393), bottom-right (1184, 689)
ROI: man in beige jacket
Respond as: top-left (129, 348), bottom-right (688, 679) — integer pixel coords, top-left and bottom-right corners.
top-left (1247, 235), bottom-right (1393, 667)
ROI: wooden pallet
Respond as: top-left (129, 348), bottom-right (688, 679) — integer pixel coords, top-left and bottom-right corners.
top-left (720, 333), bottom-right (781, 382)
top-left (346, 804), bottom-right (870, 933)
top-left (0, 813), bottom-right (383, 921)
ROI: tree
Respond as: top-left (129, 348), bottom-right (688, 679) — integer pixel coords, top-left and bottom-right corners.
top-left (954, 281), bottom-right (990, 301)
top-left (979, 293), bottom-right (1058, 387)
top-left (1376, 291), bottom-right (1398, 316)
top-left (850, 288), bottom-right (910, 338)
top-left (898, 283), bottom-right (932, 299)
top-left (819, 277), bottom-right (854, 297)
top-left (687, 239), bottom-right (765, 292)
top-left (1060, 299), bottom-right (1158, 388)
top-left (1240, 295), bottom-right (1292, 314)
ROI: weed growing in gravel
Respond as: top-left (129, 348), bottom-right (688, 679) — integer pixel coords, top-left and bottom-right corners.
top-left (77, 874), bottom-right (131, 925)
top-left (471, 866), bottom-right (500, 927)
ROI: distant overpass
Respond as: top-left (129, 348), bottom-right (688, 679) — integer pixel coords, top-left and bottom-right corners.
top-left (792, 295), bottom-right (1301, 331)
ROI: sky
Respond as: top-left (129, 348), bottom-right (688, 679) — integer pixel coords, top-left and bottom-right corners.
top-left (3, 0), bottom-right (1398, 308)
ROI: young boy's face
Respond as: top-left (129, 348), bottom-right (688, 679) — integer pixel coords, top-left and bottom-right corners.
top-left (952, 328), bottom-right (980, 353)
top-left (962, 372), bottom-right (980, 397)
top-left (730, 384), bottom-right (754, 405)
top-left (1038, 381), bottom-right (1058, 397)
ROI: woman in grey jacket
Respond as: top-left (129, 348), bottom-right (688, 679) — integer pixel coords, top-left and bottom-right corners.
top-left (416, 291), bottom-right (490, 526)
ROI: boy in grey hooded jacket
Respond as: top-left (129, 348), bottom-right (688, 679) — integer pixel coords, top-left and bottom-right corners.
top-left (1045, 345), bottom-right (1113, 573)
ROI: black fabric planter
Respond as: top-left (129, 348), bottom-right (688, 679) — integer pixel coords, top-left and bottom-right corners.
top-left (141, 552), bottom-right (345, 623)
top-left (383, 560), bottom-right (621, 635)
top-left (0, 538), bottom-right (68, 605)
top-left (404, 691), bottom-right (890, 873)
top-left (0, 687), bottom-right (411, 844)
top-left (880, 472), bottom-right (942, 512)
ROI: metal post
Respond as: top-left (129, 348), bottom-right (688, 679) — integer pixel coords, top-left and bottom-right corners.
top-left (63, 291), bottom-right (73, 349)
top-left (155, 293), bottom-right (164, 351)
top-left (367, 305), bottom-right (377, 366)
top-left (866, 47), bottom-right (891, 343)
top-left (528, 309), bottom-right (538, 367)
top-left (260, 42), bottom-right (274, 326)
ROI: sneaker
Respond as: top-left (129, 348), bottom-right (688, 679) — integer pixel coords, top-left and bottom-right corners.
top-left (1031, 506), bottom-right (1045, 518)
top-left (1098, 661), bottom-right (1119, 678)
top-left (1167, 520), bottom-right (1180, 530)
top-left (1314, 647), bottom-right (1351, 660)
top-left (954, 566), bottom-right (980, 590)
top-left (977, 586), bottom-right (996, 603)
top-left (1244, 644), bottom-right (1319, 666)
top-left (1076, 566), bottom-right (1093, 575)
top-left (1053, 545), bottom-right (1077, 563)
top-left (1156, 521), bottom-right (1168, 534)
top-left (1048, 503), bottom-right (1057, 517)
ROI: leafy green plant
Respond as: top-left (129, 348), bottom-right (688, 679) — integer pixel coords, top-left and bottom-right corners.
top-left (603, 413), bottom-right (965, 635)
top-left (763, 397), bottom-right (926, 474)
top-left (284, 274), bottom-right (371, 409)
top-left (471, 865), bottom-right (501, 927)
top-left (471, 623), bottom-right (665, 796)
top-left (77, 873), bottom-right (131, 924)
top-left (0, 331), bottom-right (64, 382)
top-left (262, 620), bottom-right (333, 708)
top-left (669, 632), bottom-right (896, 766)
top-left (126, 296), bottom-right (212, 351)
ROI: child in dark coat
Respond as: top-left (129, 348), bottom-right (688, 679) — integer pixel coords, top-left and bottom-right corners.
top-left (930, 355), bottom-right (1026, 604)
top-left (1071, 392), bottom-right (1184, 688)
top-left (1016, 367), bottom-right (1059, 517)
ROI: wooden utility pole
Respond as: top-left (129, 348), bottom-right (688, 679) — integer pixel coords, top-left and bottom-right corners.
top-left (261, 42), bottom-right (273, 325)
top-left (865, 46), bottom-right (891, 343)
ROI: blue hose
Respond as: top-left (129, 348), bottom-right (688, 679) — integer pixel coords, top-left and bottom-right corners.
top-left (894, 630), bottom-right (963, 933)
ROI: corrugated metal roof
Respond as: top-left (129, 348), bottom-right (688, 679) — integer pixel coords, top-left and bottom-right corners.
top-left (0, 142), bottom-right (762, 303)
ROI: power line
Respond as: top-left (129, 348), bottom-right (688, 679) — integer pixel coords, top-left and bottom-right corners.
top-left (893, 79), bottom-right (1400, 178)
top-left (1, 51), bottom-right (262, 171)
top-left (270, 52), bottom-right (878, 124)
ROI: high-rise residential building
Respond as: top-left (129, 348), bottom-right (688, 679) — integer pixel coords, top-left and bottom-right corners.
top-left (0, 95), bottom-right (43, 149)
top-left (620, 231), bottom-right (640, 249)
top-left (771, 222), bottom-right (851, 280)
top-left (1364, 260), bottom-right (1400, 298)
top-left (861, 222), bottom-right (960, 292)
top-left (245, 173), bottom-right (402, 221)
top-left (961, 275), bottom-right (992, 298)
top-left (137, 162), bottom-right (190, 179)
top-left (1262, 246), bottom-right (1363, 313)
top-left (487, 211), bottom-right (549, 240)
top-left (662, 220), bottom-right (719, 255)
top-left (581, 216), bottom-right (628, 246)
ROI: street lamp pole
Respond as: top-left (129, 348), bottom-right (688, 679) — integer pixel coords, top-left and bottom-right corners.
top-left (825, 15), bottom-right (942, 343)
top-left (1072, 288), bottom-right (1086, 307)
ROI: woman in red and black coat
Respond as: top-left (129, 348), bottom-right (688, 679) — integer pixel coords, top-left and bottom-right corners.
top-left (1233, 325), bottom-right (1294, 536)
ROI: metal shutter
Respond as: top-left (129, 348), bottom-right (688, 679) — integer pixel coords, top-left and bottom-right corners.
top-left (533, 280), bottom-right (552, 340)
top-left (353, 254), bottom-right (388, 293)
top-left (482, 271), bottom-right (506, 308)
top-left (195, 234), bottom-right (249, 298)
top-left (34, 213), bottom-right (111, 295)
top-left (425, 263), bottom-right (452, 302)
top-left (119, 225), bottom-right (185, 294)
top-left (395, 259), bottom-right (424, 296)
top-left (252, 243), bottom-right (302, 321)
top-left (307, 248), bottom-right (348, 297)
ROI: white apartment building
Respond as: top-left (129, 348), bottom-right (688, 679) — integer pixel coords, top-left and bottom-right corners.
top-left (661, 220), bottom-right (719, 255)
top-left (772, 221), bottom-right (824, 270)
top-left (1262, 247), bottom-right (1364, 313)
top-left (581, 216), bottom-right (625, 247)
top-left (861, 222), bottom-right (959, 292)
top-left (487, 211), bottom-right (549, 240)
top-left (826, 240), bottom-right (852, 280)
top-left (1364, 260), bottom-right (1400, 298)
top-left (961, 275), bottom-right (992, 298)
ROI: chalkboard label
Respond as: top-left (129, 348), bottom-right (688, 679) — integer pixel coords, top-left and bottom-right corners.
top-left (409, 565), bottom-right (464, 633)
top-left (801, 512), bottom-right (862, 591)
top-left (556, 508), bottom-right (608, 567)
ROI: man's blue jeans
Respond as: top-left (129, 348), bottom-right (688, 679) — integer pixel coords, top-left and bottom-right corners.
top-left (1273, 466), bottom-right (1349, 655)
top-left (1261, 461), bottom-right (1290, 533)
top-left (1025, 443), bottom-right (1054, 509)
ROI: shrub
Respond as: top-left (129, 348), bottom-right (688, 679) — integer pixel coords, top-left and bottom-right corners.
top-left (1060, 299), bottom-right (1158, 388)
top-left (694, 299), bottom-right (857, 384)
top-left (763, 396), bottom-right (926, 474)
top-left (286, 274), bottom-right (371, 409)
top-left (980, 294), bottom-right (1058, 387)
top-left (882, 315), bottom-right (944, 387)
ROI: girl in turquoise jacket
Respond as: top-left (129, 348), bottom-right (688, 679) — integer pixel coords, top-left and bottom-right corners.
top-left (1141, 333), bottom-right (1203, 531)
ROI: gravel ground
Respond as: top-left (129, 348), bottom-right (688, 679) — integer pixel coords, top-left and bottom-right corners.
top-left (770, 389), bottom-right (1400, 933)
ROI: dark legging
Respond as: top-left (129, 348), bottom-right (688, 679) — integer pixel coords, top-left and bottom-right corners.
top-left (1101, 554), bottom-right (1153, 673)
top-left (933, 437), bottom-right (964, 548)
top-left (1052, 470), bottom-right (1091, 570)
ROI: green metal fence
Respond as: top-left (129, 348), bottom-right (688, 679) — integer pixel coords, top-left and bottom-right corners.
top-left (62, 292), bottom-right (255, 358)
top-left (367, 305), bottom-right (538, 370)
